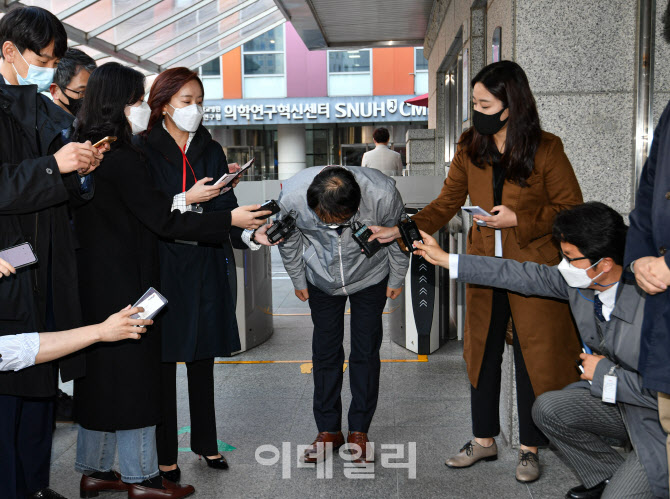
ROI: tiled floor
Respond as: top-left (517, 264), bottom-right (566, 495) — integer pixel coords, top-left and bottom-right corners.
top-left (51, 249), bottom-right (578, 498)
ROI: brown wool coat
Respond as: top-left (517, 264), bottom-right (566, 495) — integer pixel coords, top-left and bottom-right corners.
top-left (412, 131), bottom-right (583, 396)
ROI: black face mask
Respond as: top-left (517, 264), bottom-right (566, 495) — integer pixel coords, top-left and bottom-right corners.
top-left (473, 108), bottom-right (508, 135)
top-left (59, 94), bottom-right (83, 116)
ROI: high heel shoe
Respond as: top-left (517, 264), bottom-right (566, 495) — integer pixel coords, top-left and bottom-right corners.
top-left (198, 454), bottom-right (229, 470)
top-left (159, 465), bottom-right (181, 484)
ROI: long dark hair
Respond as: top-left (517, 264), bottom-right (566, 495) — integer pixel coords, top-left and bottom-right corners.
top-left (74, 62), bottom-right (145, 146)
top-left (460, 61), bottom-right (542, 186)
top-left (146, 67), bottom-right (204, 133)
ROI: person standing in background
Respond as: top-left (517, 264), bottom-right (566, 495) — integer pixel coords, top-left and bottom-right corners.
top-left (369, 61), bottom-right (584, 483)
top-left (361, 127), bottom-right (403, 176)
top-left (49, 48), bottom-right (95, 119)
top-left (48, 47), bottom-right (97, 422)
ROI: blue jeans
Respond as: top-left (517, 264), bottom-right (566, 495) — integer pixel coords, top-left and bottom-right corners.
top-left (75, 426), bottom-right (159, 483)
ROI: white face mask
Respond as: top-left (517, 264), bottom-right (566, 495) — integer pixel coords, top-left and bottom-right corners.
top-left (167, 103), bottom-right (204, 133)
top-left (557, 257), bottom-right (603, 289)
top-left (126, 101), bottom-right (151, 135)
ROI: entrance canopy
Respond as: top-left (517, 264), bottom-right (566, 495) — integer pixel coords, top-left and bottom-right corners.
top-left (273, 0), bottom-right (432, 50)
top-left (0, 0), bottom-right (285, 74)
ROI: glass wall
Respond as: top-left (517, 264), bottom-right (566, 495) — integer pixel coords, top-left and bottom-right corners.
top-left (206, 123), bottom-right (427, 179)
top-left (242, 25), bottom-right (286, 98)
top-left (414, 47), bottom-right (428, 94)
top-left (328, 50), bottom-right (372, 96)
top-left (200, 58), bottom-right (223, 99)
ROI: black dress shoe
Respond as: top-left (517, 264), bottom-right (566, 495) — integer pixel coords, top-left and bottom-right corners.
top-left (201, 454), bottom-right (228, 470)
top-left (566, 480), bottom-right (609, 499)
top-left (159, 466), bottom-right (181, 483)
top-left (29, 488), bottom-right (67, 499)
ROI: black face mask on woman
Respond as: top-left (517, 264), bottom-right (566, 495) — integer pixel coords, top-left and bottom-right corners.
top-left (472, 108), bottom-right (508, 135)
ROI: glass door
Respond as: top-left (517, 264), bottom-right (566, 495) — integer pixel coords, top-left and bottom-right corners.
top-left (341, 144), bottom-right (369, 166)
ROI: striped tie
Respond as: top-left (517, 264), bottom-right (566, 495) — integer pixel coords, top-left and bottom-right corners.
top-left (594, 294), bottom-right (606, 322)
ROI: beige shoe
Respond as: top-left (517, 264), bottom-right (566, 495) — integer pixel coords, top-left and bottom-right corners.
top-left (516, 449), bottom-right (540, 482)
top-left (445, 440), bottom-right (498, 468)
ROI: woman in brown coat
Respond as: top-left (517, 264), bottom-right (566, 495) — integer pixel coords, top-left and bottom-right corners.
top-left (371, 61), bottom-right (582, 482)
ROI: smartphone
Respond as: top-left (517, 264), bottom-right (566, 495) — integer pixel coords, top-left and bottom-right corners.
top-left (214, 158), bottom-right (255, 187)
top-left (461, 205), bottom-right (493, 226)
top-left (93, 136), bottom-right (117, 148)
top-left (129, 287), bottom-right (168, 320)
top-left (0, 242), bottom-right (38, 269)
top-left (460, 205), bottom-right (491, 217)
top-left (252, 200), bottom-right (281, 219)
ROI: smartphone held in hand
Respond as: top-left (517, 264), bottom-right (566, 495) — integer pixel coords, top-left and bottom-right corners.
top-left (461, 206), bottom-right (491, 226)
top-left (214, 158), bottom-right (255, 187)
top-left (252, 200), bottom-right (281, 219)
top-left (0, 242), bottom-right (38, 269)
top-left (130, 287), bottom-right (168, 320)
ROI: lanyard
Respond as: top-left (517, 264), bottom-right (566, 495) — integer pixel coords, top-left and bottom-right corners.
top-left (180, 145), bottom-right (197, 193)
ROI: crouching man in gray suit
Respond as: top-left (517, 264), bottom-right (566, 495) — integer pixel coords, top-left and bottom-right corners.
top-left (412, 202), bottom-right (668, 499)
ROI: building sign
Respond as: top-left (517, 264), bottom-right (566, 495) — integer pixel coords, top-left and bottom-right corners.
top-left (201, 95), bottom-right (427, 126)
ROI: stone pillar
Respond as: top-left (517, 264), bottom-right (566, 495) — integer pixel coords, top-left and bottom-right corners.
top-left (406, 128), bottom-right (437, 175)
top-left (277, 124), bottom-right (306, 180)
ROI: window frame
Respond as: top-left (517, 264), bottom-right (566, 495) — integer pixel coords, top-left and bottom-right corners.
top-left (199, 57), bottom-right (221, 79)
top-left (241, 24), bottom-right (287, 78)
top-left (414, 47), bottom-right (428, 94)
top-left (241, 24), bottom-right (287, 98)
top-left (327, 49), bottom-right (373, 97)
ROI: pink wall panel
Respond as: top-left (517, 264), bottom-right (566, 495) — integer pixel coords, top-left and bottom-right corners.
top-left (286, 22), bottom-right (327, 97)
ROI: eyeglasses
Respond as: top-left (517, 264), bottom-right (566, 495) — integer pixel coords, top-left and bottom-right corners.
top-left (559, 250), bottom-right (590, 263)
top-left (61, 85), bottom-right (85, 98)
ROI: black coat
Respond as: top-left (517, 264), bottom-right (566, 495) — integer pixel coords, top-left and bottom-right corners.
top-left (0, 83), bottom-right (87, 397)
top-left (138, 124), bottom-right (242, 362)
top-left (625, 98), bottom-right (670, 395)
top-left (73, 142), bottom-right (234, 431)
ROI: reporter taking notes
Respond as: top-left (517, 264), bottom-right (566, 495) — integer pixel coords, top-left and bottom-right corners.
top-left (69, 62), bottom-right (273, 499)
top-left (412, 202), bottom-right (668, 499)
top-left (368, 61), bottom-right (583, 482)
top-left (137, 67), bottom-right (269, 481)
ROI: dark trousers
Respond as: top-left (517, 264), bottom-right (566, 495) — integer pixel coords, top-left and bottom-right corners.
top-left (157, 359), bottom-right (218, 465)
top-left (307, 277), bottom-right (388, 433)
top-left (0, 395), bottom-right (54, 498)
top-left (471, 289), bottom-right (548, 447)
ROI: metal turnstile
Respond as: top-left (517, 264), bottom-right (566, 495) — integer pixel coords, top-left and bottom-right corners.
top-left (389, 206), bottom-right (449, 354)
top-left (230, 246), bottom-right (273, 353)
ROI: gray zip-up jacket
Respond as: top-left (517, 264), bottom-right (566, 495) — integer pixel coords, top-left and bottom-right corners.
top-left (277, 166), bottom-right (409, 296)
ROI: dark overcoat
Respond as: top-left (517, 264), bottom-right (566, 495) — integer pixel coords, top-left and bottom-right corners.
top-left (137, 124), bottom-right (242, 362)
top-left (412, 131), bottom-right (583, 396)
top-left (73, 143), bottom-right (234, 431)
top-left (625, 99), bottom-right (670, 395)
top-left (0, 83), bottom-right (87, 397)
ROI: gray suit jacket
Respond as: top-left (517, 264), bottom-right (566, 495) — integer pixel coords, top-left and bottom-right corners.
top-left (458, 255), bottom-right (668, 498)
top-left (361, 145), bottom-right (403, 175)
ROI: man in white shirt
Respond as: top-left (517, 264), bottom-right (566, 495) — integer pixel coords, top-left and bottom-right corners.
top-left (361, 127), bottom-right (403, 176)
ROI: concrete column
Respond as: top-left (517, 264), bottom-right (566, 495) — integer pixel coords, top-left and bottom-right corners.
top-left (277, 124), bottom-right (306, 180)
